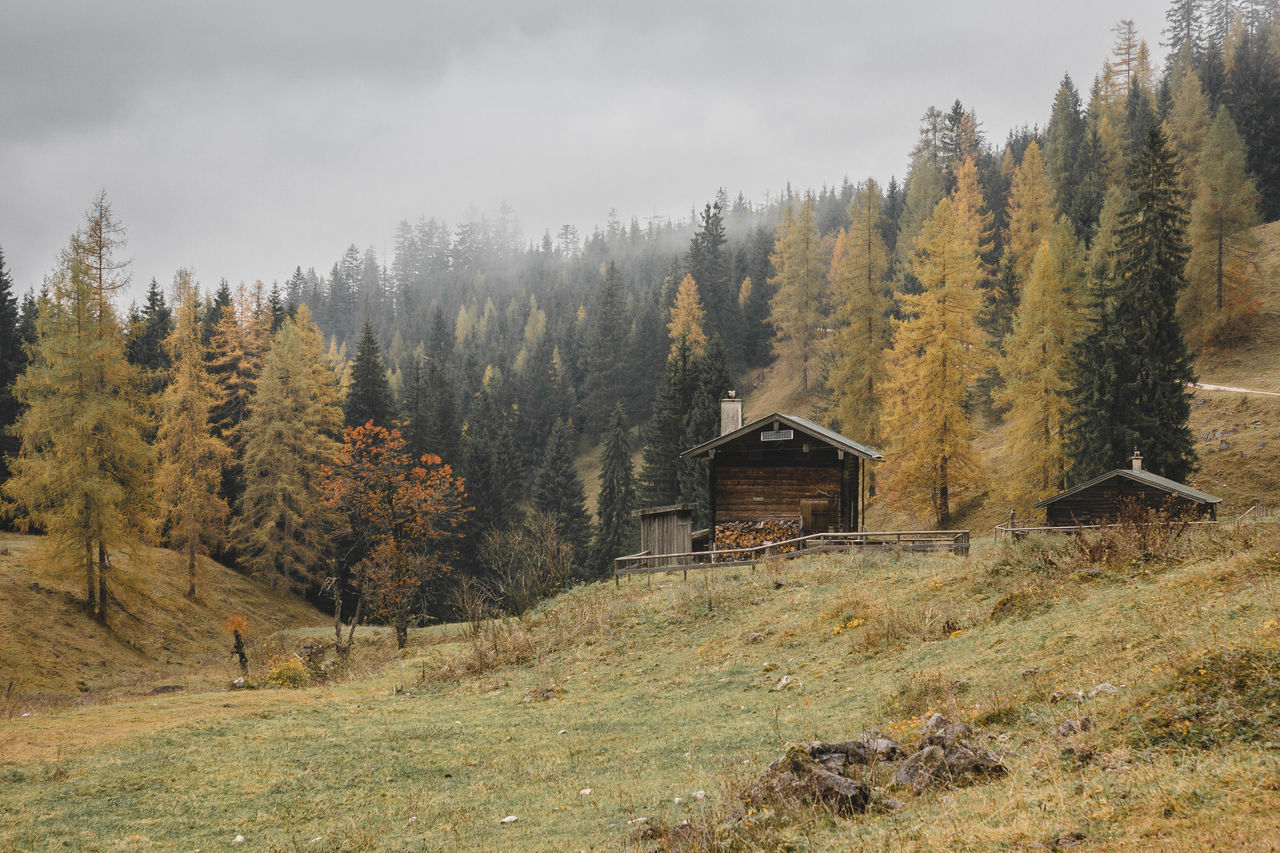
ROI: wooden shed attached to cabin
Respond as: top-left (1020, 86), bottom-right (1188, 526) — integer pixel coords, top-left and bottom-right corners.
top-left (680, 407), bottom-right (883, 538)
top-left (1033, 452), bottom-right (1221, 525)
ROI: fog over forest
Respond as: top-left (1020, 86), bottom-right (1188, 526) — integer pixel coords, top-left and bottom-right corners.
top-left (1, 0), bottom-right (1168, 296)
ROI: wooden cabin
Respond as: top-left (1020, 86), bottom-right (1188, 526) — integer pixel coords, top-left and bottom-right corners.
top-left (1033, 452), bottom-right (1221, 525)
top-left (679, 401), bottom-right (883, 535)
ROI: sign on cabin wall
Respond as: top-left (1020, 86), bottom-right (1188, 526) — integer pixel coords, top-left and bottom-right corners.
top-left (760, 429), bottom-right (794, 442)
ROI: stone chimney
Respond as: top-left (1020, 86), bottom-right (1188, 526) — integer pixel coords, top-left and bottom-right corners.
top-left (1131, 448), bottom-right (1143, 471)
top-left (720, 391), bottom-right (743, 436)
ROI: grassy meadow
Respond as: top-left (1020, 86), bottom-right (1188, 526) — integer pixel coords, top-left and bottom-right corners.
top-left (3, 519), bottom-right (1279, 851)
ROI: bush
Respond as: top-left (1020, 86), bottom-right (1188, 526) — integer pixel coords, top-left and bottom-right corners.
top-left (264, 657), bottom-right (312, 689)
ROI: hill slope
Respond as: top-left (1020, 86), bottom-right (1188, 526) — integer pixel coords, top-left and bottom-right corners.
top-left (1, 527), bottom-right (1277, 850)
top-left (0, 532), bottom-right (325, 703)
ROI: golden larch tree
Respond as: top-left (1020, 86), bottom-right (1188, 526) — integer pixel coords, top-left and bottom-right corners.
top-left (1165, 67), bottom-right (1213, 199)
top-left (881, 196), bottom-right (989, 528)
top-left (155, 270), bottom-right (231, 598)
top-left (1182, 106), bottom-right (1260, 347)
top-left (1002, 142), bottom-right (1056, 297)
top-left (769, 194), bottom-right (827, 391)
top-left (3, 193), bottom-right (153, 621)
top-left (667, 273), bottom-right (708, 357)
top-left (231, 305), bottom-right (342, 592)
top-left (824, 179), bottom-right (890, 446)
top-left (997, 218), bottom-right (1088, 508)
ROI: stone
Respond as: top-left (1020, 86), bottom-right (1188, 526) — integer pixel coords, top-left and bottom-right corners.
top-left (774, 675), bottom-right (800, 691)
top-left (857, 731), bottom-right (904, 761)
top-left (745, 632), bottom-right (764, 644)
top-left (893, 745), bottom-right (946, 792)
top-left (1056, 716), bottom-right (1094, 738)
top-left (230, 677), bottom-right (246, 690)
top-left (923, 721), bottom-right (973, 749)
top-left (1089, 683), bottom-right (1118, 698)
top-left (1219, 439), bottom-right (1232, 451)
top-left (500, 815), bottom-right (519, 824)
top-left (747, 746), bottom-right (871, 814)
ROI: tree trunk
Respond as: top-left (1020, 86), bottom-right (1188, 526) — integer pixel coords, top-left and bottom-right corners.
top-left (186, 543), bottom-right (197, 599)
top-left (84, 539), bottom-right (96, 615)
top-left (96, 542), bottom-right (109, 625)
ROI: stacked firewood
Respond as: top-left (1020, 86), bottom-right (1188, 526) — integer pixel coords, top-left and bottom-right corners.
top-left (715, 520), bottom-right (802, 553)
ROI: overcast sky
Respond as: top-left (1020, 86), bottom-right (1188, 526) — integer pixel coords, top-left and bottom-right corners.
top-left (1, 1), bottom-right (1171, 301)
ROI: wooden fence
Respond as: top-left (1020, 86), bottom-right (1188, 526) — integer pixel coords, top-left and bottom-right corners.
top-left (613, 529), bottom-right (970, 581)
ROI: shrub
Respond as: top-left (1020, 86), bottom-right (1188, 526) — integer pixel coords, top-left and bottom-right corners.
top-left (264, 657), bottom-right (312, 689)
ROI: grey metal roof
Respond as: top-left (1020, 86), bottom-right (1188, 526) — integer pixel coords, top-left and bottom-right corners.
top-left (1033, 468), bottom-right (1222, 509)
top-left (679, 412), bottom-right (884, 461)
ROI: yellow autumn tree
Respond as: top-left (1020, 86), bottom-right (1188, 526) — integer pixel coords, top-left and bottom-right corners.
top-left (996, 218), bottom-right (1087, 508)
top-left (881, 196), bottom-right (988, 527)
top-left (155, 270), bottom-right (231, 598)
top-left (1182, 107), bottom-right (1260, 347)
top-left (1165, 67), bottom-right (1213, 199)
top-left (1002, 142), bottom-right (1056, 297)
top-left (3, 193), bottom-right (153, 621)
top-left (770, 194), bottom-right (826, 391)
top-left (824, 179), bottom-right (890, 446)
top-left (667, 273), bottom-right (708, 357)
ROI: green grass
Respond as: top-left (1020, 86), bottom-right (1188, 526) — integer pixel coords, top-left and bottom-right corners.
top-left (2, 525), bottom-right (1279, 851)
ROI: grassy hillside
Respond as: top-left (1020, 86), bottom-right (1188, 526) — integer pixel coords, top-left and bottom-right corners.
top-left (0, 533), bottom-right (325, 704)
top-left (1, 524), bottom-right (1277, 850)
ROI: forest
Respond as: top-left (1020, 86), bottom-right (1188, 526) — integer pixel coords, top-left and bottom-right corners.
top-left (1, 0), bottom-right (1278, 634)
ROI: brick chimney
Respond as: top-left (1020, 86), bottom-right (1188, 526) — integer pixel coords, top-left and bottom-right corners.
top-left (1131, 448), bottom-right (1143, 471)
top-left (720, 391), bottom-right (743, 436)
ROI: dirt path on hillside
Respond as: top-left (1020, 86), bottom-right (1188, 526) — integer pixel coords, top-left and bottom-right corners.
top-left (1193, 383), bottom-right (1280, 398)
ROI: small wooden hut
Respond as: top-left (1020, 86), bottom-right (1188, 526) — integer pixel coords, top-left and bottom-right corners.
top-left (1033, 451), bottom-right (1221, 525)
top-left (680, 401), bottom-right (883, 537)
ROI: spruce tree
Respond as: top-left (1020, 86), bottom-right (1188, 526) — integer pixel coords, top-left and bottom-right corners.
top-left (593, 403), bottom-right (637, 576)
top-left (4, 194), bottom-right (153, 620)
top-left (582, 262), bottom-right (628, 435)
top-left (638, 338), bottom-right (695, 507)
top-left (155, 270), bottom-right (230, 598)
top-left (677, 336), bottom-right (731, 527)
top-left (530, 418), bottom-right (591, 562)
top-left (126, 277), bottom-right (173, 379)
top-left (344, 319), bottom-right (393, 428)
top-left (685, 201), bottom-right (740, 364)
top-left (0, 247), bottom-right (23, 487)
top-left (1066, 122), bottom-right (1197, 483)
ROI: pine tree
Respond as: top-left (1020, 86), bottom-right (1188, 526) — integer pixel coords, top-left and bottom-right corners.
top-left (155, 270), bottom-right (231, 598)
top-left (1066, 122), bottom-right (1197, 483)
top-left (344, 319), bottom-right (393, 428)
top-left (3, 194), bottom-right (153, 620)
top-left (823, 179), bottom-right (890, 443)
top-left (997, 218), bottom-right (1088, 506)
top-left (769, 194), bottom-right (826, 391)
top-left (0, 247), bottom-right (23, 487)
top-left (530, 418), bottom-right (591, 562)
top-left (593, 403), bottom-right (637, 576)
top-left (881, 196), bottom-right (989, 528)
top-left (231, 306), bottom-right (342, 592)
top-left (1182, 105), bottom-right (1261, 346)
top-left (582, 262), bottom-right (629, 434)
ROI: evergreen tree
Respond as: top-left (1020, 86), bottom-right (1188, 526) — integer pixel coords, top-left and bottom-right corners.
top-left (881, 196), bottom-right (989, 528)
top-left (769, 194), bottom-right (826, 391)
top-left (0, 247), bottom-right (23, 487)
top-left (1183, 105), bottom-right (1260, 346)
top-left (1225, 23), bottom-right (1280, 219)
top-left (231, 306), bottom-right (342, 592)
top-left (676, 336), bottom-right (732, 527)
top-left (126, 277), bottom-right (174, 385)
top-left (997, 218), bottom-right (1087, 506)
top-left (638, 338), bottom-right (696, 507)
top-left (155, 270), bottom-right (230, 598)
top-left (344, 319), bottom-right (393, 428)
top-left (461, 383), bottom-right (523, 539)
top-left (593, 403), bottom-right (637, 575)
top-left (3, 194), bottom-right (153, 621)
top-left (685, 201), bottom-right (740, 364)
top-left (1066, 123), bottom-right (1197, 483)
top-left (823, 179), bottom-right (890, 444)
top-left (530, 418), bottom-right (591, 561)
top-left (581, 262), bottom-right (628, 435)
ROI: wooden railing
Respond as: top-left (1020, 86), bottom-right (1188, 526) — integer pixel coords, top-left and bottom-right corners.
top-left (992, 518), bottom-right (1221, 541)
top-left (613, 529), bottom-right (970, 580)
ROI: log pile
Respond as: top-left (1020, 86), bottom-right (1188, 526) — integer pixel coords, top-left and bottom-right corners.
top-left (715, 519), bottom-right (801, 553)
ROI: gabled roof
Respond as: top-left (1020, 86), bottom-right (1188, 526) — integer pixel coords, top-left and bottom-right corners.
top-left (1033, 468), bottom-right (1222, 509)
top-left (679, 412), bottom-right (883, 461)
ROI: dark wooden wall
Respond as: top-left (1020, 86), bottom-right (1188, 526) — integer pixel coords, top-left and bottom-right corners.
top-left (1044, 478), bottom-right (1215, 525)
top-left (709, 439), bottom-right (859, 531)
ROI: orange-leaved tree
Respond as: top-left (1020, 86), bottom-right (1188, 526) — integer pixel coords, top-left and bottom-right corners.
top-left (323, 422), bottom-right (470, 650)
